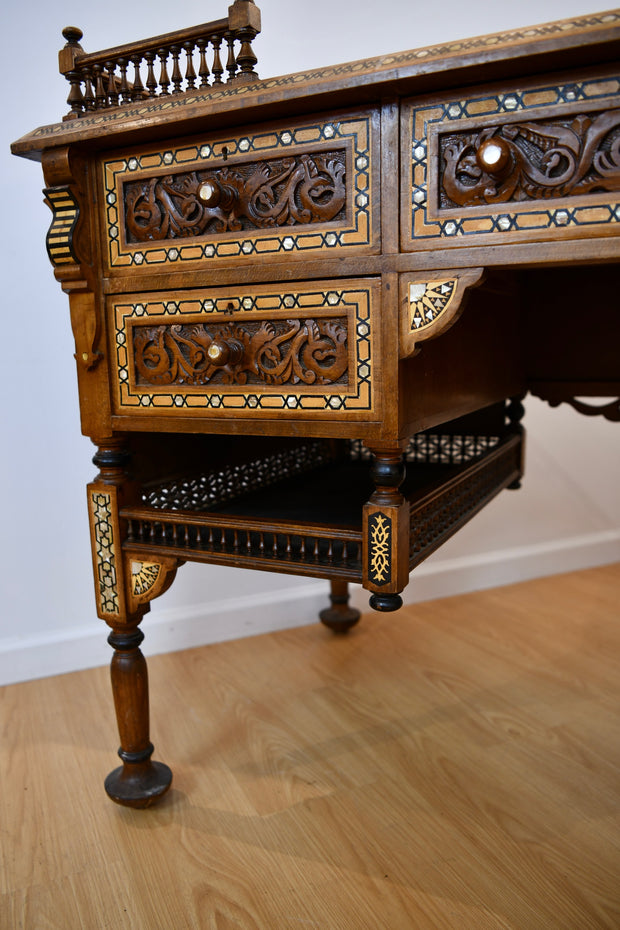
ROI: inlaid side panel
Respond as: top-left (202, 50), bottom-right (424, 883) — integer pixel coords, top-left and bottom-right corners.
top-left (109, 279), bottom-right (380, 421)
top-left (87, 485), bottom-right (123, 620)
top-left (102, 111), bottom-right (378, 271)
top-left (403, 72), bottom-right (620, 250)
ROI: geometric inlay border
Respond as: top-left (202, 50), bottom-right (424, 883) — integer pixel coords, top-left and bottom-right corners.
top-left (88, 489), bottom-right (120, 616)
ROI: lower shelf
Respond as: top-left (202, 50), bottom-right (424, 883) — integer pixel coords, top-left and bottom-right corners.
top-left (121, 431), bottom-right (523, 584)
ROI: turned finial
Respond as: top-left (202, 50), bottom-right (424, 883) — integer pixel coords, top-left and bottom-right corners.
top-left (62, 26), bottom-right (84, 46)
top-left (59, 26), bottom-right (84, 76)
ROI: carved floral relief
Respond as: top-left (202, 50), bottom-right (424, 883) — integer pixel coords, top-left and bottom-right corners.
top-left (440, 109), bottom-right (620, 208)
top-left (132, 318), bottom-right (349, 387)
top-left (123, 152), bottom-right (347, 242)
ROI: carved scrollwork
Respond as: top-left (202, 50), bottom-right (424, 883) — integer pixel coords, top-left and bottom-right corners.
top-left (123, 151), bottom-right (347, 242)
top-left (533, 386), bottom-right (620, 422)
top-left (440, 109), bottom-right (620, 207)
top-left (133, 317), bottom-right (349, 387)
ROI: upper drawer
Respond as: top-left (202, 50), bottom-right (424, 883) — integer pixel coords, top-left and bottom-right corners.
top-left (100, 109), bottom-right (380, 274)
top-left (402, 70), bottom-right (620, 251)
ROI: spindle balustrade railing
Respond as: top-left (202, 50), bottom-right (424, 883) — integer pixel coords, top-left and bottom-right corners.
top-left (59, 0), bottom-right (261, 120)
top-left (122, 508), bottom-right (363, 577)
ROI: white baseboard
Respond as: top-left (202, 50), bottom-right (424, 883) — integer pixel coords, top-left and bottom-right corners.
top-left (397, 528), bottom-right (620, 606)
top-left (2, 530), bottom-right (619, 687)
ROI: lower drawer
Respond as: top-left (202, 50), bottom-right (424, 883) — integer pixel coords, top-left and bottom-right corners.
top-left (108, 278), bottom-right (381, 425)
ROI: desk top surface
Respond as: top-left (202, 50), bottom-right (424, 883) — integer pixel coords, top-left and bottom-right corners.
top-left (12, 8), bottom-right (620, 160)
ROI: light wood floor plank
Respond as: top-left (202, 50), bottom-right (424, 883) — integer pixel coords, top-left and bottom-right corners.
top-left (1, 564), bottom-right (619, 928)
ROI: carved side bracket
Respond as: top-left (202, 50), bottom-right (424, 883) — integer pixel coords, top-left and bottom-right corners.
top-left (43, 185), bottom-right (80, 268)
top-left (125, 555), bottom-right (180, 613)
top-left (564, 397), bottom-right (620, 421)
top-left (42, 147), bottom-right (103, 370)
top-left (399, 268), bottom-right (485, 358)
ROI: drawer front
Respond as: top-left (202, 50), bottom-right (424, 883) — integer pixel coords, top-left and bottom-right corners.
top-left (101, 110), bottom-right (379, 273)
top-left (402, 71), bottom-right (620, 251)
top-left (109, 279), bottom-right (380, 422)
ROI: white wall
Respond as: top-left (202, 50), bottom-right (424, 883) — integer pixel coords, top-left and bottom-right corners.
top-left (2, 0), bottom-right (618, 686)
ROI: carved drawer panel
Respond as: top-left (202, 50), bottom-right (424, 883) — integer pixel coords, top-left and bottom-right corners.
top-left (101, 110), bottom-right (379, 273)
top-left (109, 278), bottom-right (380, 422)
top-left (402, 71), bottom-right (620, 250)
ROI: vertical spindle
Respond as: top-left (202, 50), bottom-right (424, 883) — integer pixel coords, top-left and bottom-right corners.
top-left (92, 63), bottom-right (107, 108)
top-left (81, 68), bottom-right (95, 111)
top-left (225, 32), bottom-right (237, 83)
top-left (184, 41), bottom-right (197, 89)
top-left (118, 58), bottom-right (131, 104)
top-left (105, 61), bottom-right (119, 106)
top-left (211, 36), bottom-right (224, 84)
top-left (196, 39), bottom-right (210, 87)
top-left (170, 46), bottom-right (183, 93)
top-left (144, 51), bottom-right (157, 96)
top-left (131, 54), bottom-right (145, 100)
top-left (65, 70), bottom-right (85, 117)
top-left (158, 48), bottom-right (170, 95)
top-left (234, 26), bottom-right (259, 83)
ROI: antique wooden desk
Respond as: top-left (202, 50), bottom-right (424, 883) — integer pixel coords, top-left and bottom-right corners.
top-left (12, 3), bottom-right (620, 806)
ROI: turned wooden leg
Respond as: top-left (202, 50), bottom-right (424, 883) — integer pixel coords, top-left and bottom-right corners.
top-left (104, 626), bottom-right (172, 808)
top-left (319, 579), bottom-right (361, 633)
top-left (87, 440), bottom-right (175, 807)
top-left (507, 395), bottom-right (525, 490)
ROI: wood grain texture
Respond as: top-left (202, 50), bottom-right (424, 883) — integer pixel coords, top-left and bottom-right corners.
top-left (2, 564), bottom-right (619, 928)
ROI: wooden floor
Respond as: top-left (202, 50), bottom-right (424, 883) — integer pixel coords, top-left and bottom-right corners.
top-left (1, 564), bottom-right (619, 929)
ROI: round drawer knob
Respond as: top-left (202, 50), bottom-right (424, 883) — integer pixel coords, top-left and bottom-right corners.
top-left (207, 338), bottom-right (244, 367)
top-left (476, 136), bottom-right (511, 177)
top-left (198, 179), bottom-right (221, 207)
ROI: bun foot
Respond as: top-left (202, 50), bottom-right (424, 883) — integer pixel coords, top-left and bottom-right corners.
top-left (369, 593), bottom-right (403, 612)
top-left (320, 580), bottom-right (361, 633)
top-left (104, 759), bottom-right (172, 808)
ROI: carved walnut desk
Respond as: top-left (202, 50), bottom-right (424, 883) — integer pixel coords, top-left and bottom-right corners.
top-left (11, 2), bottom-right (620, 806)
